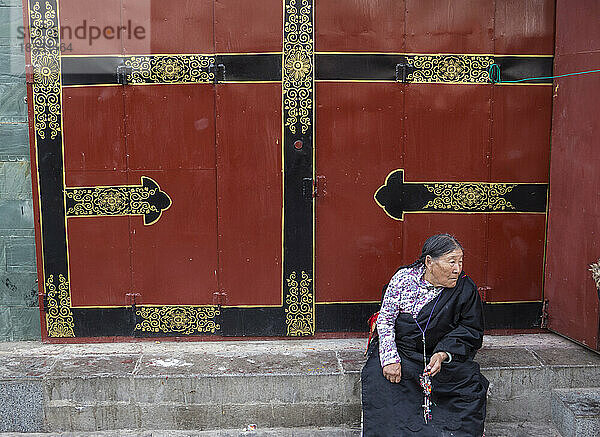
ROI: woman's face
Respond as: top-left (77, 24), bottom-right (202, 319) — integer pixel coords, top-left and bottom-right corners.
top-left (425, 248), bottom-right (464, 288)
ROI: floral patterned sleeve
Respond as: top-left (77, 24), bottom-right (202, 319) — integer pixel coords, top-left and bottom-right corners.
top-left (377, 270), bottom-right (405, 367)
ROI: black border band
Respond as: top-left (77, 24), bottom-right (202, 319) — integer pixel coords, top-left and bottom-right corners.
top-left (61, 53), bottom-right (553, 85)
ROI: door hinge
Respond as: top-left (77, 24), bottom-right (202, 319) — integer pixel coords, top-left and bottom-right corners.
top-left (126, 292), bottom-right (141, 309)
top-left (213, 291), bottom-right (227, 306)
top-left (39, 292), bottom-right (48, 313)
top-left (540, 299), bottom-right (549, 329)
top-left (116, 64), bottom-right (132, 85)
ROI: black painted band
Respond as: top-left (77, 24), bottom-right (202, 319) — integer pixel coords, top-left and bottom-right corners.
top-left (61, 53), bottom-right (553, 85)
top-left (69, 301), bottom-right (542, 337)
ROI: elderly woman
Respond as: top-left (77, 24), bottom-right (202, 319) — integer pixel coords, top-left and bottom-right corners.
top-left (362, 234), bottom-right (488, 436)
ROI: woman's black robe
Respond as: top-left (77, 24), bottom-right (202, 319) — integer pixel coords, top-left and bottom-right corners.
top-left (361, 272), bottom-right (489, 437)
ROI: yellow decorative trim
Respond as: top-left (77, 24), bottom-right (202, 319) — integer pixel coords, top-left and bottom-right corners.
top-left (283, 0), bottom-right (314, 134)
top-left (30, 0), bottom-right (61, 139)
top-left (45, 274), bottom-right (75, 338)
top-left (135, 306), bottom-right (220, 335)
top-left (406, 55), bottom-right (494, 84)
top-left (124, 55), bottom-right (215, 84)
top-left (65, 176), bottom-right (172, 225)
top-left (423, 183), bottom-right (517, 211)
top-left (285, 271), bottom-right (314, 336)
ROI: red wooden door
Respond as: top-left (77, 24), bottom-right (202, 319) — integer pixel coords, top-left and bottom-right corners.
top-left (544, 0), bottom-right (600, 351)
top-left (27, 0), bottom-right (557, 340)
top-left (315, 0), bottom-right (554, 330)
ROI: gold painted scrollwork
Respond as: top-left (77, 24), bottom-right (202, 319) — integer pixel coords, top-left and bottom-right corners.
top-left (285, 271), bottom-right (314, 336)
top-left (424, 183), bottom-right (516, 211)
top-left (125, 55), bottom-right (215, 84)
top-left (29, 0), bottom-right (61, 140)
top-left (406, 55), bottom-right (494, 84)
top-left (65, 176), bottom-right (172, 225)
top-left (66, 186), bottom-right (153, 216)
top-left (135, 306), bottom-right (220, 335)
top-left (283, 0), bottom-right (314, 135)
top-left (45, 274), bottom-right (75, 338)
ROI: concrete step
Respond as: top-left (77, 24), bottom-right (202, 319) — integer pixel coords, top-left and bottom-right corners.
top-left (552, 388), bottom-right (600, 437)
top-left (0, 422), bottom-right (562, 436)
top-left (0, 334), bottom-right (599, 433)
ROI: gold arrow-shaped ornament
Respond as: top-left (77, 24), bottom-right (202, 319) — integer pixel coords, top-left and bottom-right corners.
top-left (65, 176), bottom-right (172, 225)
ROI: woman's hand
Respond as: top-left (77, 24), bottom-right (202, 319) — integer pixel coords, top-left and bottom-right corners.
top-left (425, 352), bottom-right (448, 377)
top-left (382, 362), bottom-right (402, 383)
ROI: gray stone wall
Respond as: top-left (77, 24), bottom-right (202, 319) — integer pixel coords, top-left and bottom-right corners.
top-left (0, 0), bottom-right (41, 341)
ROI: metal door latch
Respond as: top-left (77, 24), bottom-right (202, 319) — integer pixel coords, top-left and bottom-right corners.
top-left (210, 63), bottom-right (226, 83)
top-left (116, 65), bottom-right (132, 85)
top-left (395, 63), bottom-right (408, 83)
top-left (302, 178), bottom-right (315, 201)
top-left (302, 176), bottom-right (327, 201)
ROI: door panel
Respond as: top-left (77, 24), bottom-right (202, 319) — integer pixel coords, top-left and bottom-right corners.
top-left (405, 0), bottom-right (494, 54)
top-left (215, 84), bottom-right (282, 306)
top-left (129, 169), bottom-right (218, 305)
top-left (215, 0), bottom-right (282, 53)
top-left (404, 85), bottom-right (491, 181)
top-left (545, 0), bottom-right (600, 349)
top-left (125, 85), bottom-right (216, 171)
top-left (62, 84), bottom-right (131, 307)
top-left (58, 0), bottom-right (123, 55)
top-left (490, 86), bottom-right (552, 183)
top-left (315, 82), bottom-right (404, 303)
top-left (494, 0), bottom-right (555, 55)
top-left (315, 0), bottom-right (406, 53)
top-left (486, 214), bottom-right (545, 302)
top-left (122, 0), bottom-right (214, 55)
top-left (63, 87), bottom-right (126, 172)
top-left (66, 171), bottom-right (131, 307)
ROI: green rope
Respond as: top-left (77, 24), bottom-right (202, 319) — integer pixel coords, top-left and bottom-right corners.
top-left (488, 64), bottom-right (600, 84)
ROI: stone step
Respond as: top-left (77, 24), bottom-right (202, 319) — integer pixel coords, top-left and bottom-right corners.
top-left (1, 334), bottom-right (599, 433)
top-left (0, 422), bottom-right (562, 437)
top-left (552, 388), bottom-right (600, 437)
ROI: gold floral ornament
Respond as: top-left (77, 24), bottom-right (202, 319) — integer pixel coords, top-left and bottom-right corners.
top-left (45, 274), bottom-right (75, 337)
top-left (406, 55), bottom-right (494, 84)
top-left (29, 0), bottom-right (62, 140)
top-left (65, 176), bottom-right (172, 225)
top-left (424, 183), bottom-right (516, 211)
top-left (125, 55), bottom-right (215, 84)
top-left (283, 0), bottom-right (314, 135)
top-left (286, 49), bottom-right (311, 82)
top-left (95, 189), bottom-right (128, 214)
top-left (135, 306), bottom-right (220, 335)
top-left (285, 271), bottom-right (314, 336)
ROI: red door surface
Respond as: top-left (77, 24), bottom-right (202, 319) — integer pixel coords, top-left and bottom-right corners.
top-left (315, 0), bottom-right (554, 331)
top-left (544, 0), bottom-right (600, 351)
top-left (26, 0), bottom-right (556, 340)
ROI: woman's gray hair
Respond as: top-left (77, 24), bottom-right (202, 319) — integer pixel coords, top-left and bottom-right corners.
top-left (416, 233), bottom-right (463, 264)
